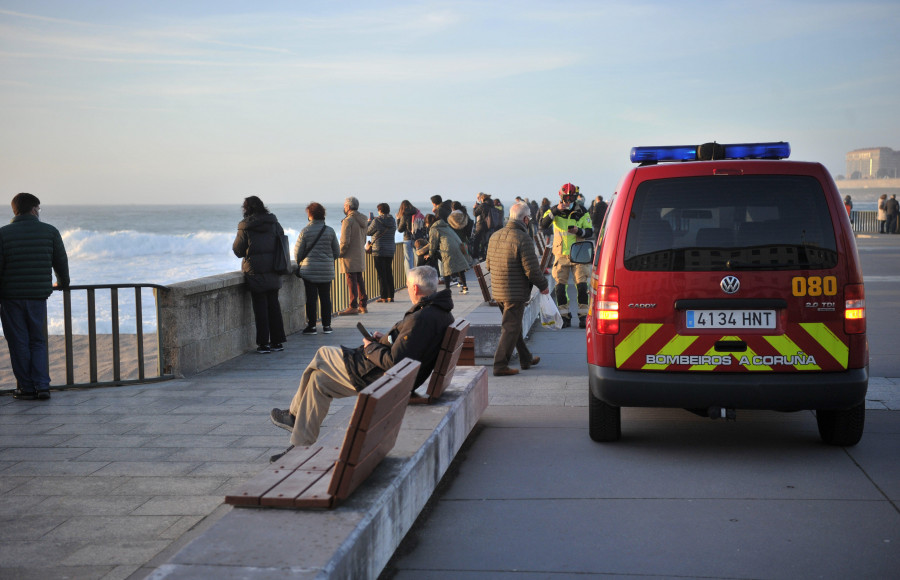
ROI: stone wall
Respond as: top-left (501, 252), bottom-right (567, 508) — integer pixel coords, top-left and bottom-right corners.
top-left (156, 270), bottom-right (306, 377)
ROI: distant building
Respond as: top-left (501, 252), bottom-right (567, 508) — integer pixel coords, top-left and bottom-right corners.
top-left (846, 147), bottom-right (900, 179)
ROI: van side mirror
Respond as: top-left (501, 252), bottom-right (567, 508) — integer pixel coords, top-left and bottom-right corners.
top-left (569, 241), bottom-right (594, 264)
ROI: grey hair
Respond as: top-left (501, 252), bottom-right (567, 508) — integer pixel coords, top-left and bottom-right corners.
top-left (345, 196), bottom-right (360, 211)
top-left (509, 201), bottom-right (531, 222)
top-left (407, 265), bottom-right (439, 295)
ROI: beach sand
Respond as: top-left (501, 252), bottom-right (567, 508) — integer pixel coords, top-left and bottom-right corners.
top-left (0, 334), bottom-right (160, 389)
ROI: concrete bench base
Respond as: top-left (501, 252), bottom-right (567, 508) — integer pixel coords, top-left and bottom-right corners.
top-left (150, 366), bottom-right (488, 579)
top-left (466, 286), bottom-right (544, 358)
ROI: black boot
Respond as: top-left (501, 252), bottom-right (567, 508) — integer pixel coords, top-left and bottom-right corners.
top-left (561, 315), bottom-right (572, 329)
top-left (579, 315), bottom-right (587, 328)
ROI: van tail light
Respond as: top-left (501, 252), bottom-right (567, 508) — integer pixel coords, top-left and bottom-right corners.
top-left (844, 284), bottom-right (865, 334)
top-left (594, 285), bottom-right (619, 334)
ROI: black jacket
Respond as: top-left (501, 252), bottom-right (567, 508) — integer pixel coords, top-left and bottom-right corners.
top-left (342, 288), bottom-right (454, 390)
top-left (232, 212), bottom-right (284, 293)
top-left (0, 214), bottom-right (70, 300)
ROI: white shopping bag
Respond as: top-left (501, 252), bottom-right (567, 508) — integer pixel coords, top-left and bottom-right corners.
top-left (539, 292), bottom-right (563, 330)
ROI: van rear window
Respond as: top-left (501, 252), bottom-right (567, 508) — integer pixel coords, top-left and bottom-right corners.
top-left (623, 175), bottom-right (838, 271)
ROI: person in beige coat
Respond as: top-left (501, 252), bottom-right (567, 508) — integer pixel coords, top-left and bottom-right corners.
top-left (339, 196), bottom-right (369, 314)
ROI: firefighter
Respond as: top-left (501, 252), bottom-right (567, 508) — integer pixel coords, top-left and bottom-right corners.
top-left (539, 183), bottom-right (593, 328)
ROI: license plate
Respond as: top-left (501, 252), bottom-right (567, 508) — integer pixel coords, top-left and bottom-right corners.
top-left (686, 309), bottom-right (776, 329)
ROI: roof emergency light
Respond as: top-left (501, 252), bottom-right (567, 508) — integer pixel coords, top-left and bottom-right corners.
top-left (630, 141), bottom-right (791, 164)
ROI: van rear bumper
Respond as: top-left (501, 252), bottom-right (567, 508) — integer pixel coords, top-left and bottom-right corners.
top-left (588, 365), bottom-right (868, 411)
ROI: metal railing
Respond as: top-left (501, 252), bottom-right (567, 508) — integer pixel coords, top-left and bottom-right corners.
top-left (51, 283), bottom-right (173, 389)
top-left (329, 242), bottom-right (409, 313)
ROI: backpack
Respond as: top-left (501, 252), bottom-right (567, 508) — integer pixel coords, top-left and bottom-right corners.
top-left (411, 210), bottom-right (426, 240)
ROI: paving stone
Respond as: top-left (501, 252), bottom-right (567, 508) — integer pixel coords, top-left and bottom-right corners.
top-left (110, 476), bottom-right (228, 496)
top-left (61, 539), bottom-right (172, 566)
top-left (45, 515), bottom-right (181, 542)
top-left (34, 495), bottom-right (149, 516)
top-left (0, 514), bottom-right (68, 540)
top-left (131, 496), bottom-right (223, 516)
top-left (90, 462), bottom-right (202, 477)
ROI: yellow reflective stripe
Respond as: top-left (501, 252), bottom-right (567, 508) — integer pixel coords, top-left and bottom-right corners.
top-left (714, 334), bottom-right (771, 371)
top-left (643, 335), bottom-right (698, 370)
top-left (763, 335), bottom-right (821, 370)
top-left (800, 323), bottom-right (849, 369)
top-left (616, 323), bottom-right (662, 367)
top-left (688, 342), bottom-right (723, 371)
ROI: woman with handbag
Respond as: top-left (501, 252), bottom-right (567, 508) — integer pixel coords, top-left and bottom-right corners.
top-left (232, 196), bottom-right (287, 354)
top-left (367, 203), bottom-right (398, 303)
top-left (294, 202), bottom-right (340, 335)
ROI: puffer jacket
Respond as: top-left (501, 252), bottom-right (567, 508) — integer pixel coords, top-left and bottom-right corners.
top-left (366, 214), bottom-right (397, 257)
top-left (485, 220), bottom-right (548, 302)
top-left (294, 220), bottom-right (339, 284)
top-left (232, 212), bottom-right (284, 293)
top-left (339, 210), bottom-right (367, 273)
top-left (447, 209), bottom-right (473, 244)
top-left (425, 220), bottom-right (469, 275)
top-left (396, 205), bottom-right (423, 241)
top-left (341, 288), bottom-right (454, 390)
top-left (0, 214), bottom-right (70, 300)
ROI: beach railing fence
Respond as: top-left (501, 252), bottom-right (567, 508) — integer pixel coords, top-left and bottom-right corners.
top-left (58, 284), bottom-right (172, 387)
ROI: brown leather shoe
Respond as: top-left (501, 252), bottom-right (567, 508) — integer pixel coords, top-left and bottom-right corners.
top-left (521, 356), bottom-right (540, 370)
top-left (337, 307), bottom-right (359, 316)
top-left (493, 367), bottom-right (519, 377)
top-left (375, 298), bottom-right (387, 303)
top-left (359, 305), bottom-right (368, 313)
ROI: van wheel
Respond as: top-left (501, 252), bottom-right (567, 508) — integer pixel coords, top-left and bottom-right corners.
top-left (589, 390), bottom-right (621, 442)
top-left (816, 403), bottom-right (865, 446)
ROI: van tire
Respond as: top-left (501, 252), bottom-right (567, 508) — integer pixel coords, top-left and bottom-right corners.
top-left (816, 403), bottom-right (865, 446)
top-left (589, 390), bottom-right (621, 442)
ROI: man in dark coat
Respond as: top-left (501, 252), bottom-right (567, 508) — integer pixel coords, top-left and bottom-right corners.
top-left (589, 195), bottom-right (608, 239)
top-left (269, 266), bottom-right (453, 458)
top-left (0, 193), bottom-right (70, 400)
top-left (886, 194), bottom-right (900, 234)
top-left (486, 202), bottom-right (549, 376)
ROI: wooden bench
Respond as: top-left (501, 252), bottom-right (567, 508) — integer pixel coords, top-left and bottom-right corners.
top-left (473, 261), bottom-right (498, 306)
top-left (539, 245), bottom-right (553, 272)
top-left (225, 358), bottom-right (421, 509)
top-left (409, 319), bottom-right (470, 404)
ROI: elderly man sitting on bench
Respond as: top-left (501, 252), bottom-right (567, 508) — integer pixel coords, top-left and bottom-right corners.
top-left (269, 265), bottom-right (454, 458)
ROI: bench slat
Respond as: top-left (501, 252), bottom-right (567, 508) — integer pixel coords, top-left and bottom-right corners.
top-left (340, 394), bottom-right (410, 465)
top-left (225, 446), bottom-right (332, 506)
top-left (261, 466), bottom-right (334, 508)
top-left (417, 319), bottom-right (470, 403)
top-left (332, 428), bottom-right (402, 499)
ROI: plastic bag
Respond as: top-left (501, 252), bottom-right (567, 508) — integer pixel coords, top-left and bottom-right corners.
top-left (539, 292), bottom-right (563, 330)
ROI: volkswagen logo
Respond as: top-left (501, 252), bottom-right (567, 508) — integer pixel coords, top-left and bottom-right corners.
top-left (720, 276), bottom-right (740, 294)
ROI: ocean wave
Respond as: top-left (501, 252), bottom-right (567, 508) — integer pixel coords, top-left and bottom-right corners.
top-left (62, 228), bottom-right (302, 260)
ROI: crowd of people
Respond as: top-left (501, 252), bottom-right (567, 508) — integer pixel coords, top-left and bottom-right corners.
top-left (230, 187), bottom-right (609, 356)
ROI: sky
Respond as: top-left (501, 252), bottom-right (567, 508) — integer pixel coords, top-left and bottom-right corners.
top-left (2, 0), bottom-right (899, 206)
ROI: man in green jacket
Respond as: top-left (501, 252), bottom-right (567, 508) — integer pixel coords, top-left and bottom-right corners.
top-left (0, 193), bottom-right (70, 400)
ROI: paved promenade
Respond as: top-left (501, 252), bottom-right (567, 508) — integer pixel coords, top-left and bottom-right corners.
top-left (2, 233), bottom-right (899, 579)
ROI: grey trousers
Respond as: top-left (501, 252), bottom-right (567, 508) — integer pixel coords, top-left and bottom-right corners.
top-left (493, 301), bottom-right (532, 371)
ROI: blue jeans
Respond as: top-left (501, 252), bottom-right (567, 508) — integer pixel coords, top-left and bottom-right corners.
top-left (403, 240), bottom-right (416, 273)
top-left (0, 298), bottom-right (50, 391)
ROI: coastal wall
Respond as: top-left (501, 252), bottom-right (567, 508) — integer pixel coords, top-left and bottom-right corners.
top-left (156, 269), bottom-right (306, 377)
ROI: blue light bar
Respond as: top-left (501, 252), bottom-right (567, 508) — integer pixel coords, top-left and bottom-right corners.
top-left (631, 141), bottom-right (791, 163)
top-left (722, 142), bottom-right (790, 160)
top-left (630, 145), bottom-right (698, 163)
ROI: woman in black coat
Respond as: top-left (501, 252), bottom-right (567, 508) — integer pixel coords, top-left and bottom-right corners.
top-left (232, 196), bottom-right (287, 354)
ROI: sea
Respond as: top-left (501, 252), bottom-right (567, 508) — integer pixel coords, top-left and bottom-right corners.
top-left (15, 201), bottom-right (412, 336)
